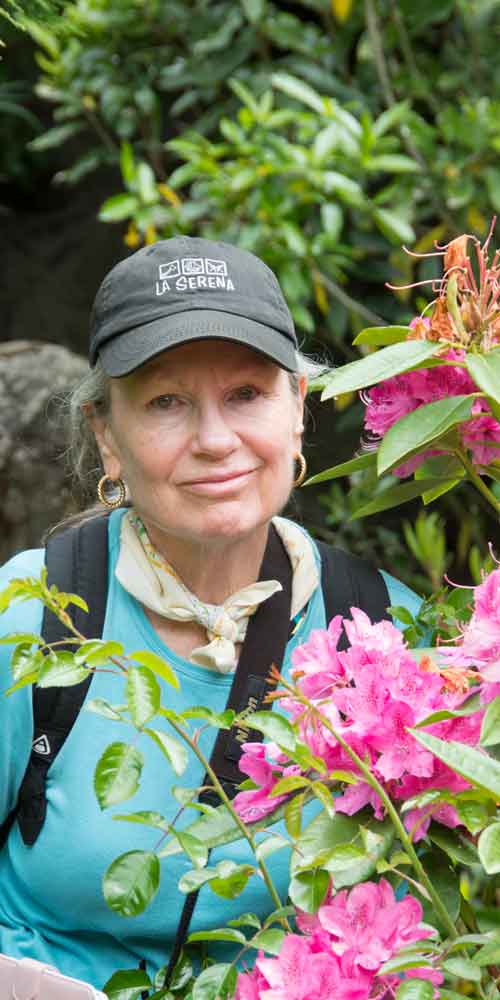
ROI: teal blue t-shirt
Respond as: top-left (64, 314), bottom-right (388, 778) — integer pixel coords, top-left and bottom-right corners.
top-left (0, 512), bottom-right (421, 990)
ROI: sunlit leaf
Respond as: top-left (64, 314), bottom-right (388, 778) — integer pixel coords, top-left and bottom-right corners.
top-left (103, 850), bottom-right (160, 916)
top-left (94, 742), bottom-right (144, 809)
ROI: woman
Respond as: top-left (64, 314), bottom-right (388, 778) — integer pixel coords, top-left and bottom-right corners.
top-left (0, 237), bottom-right (421, 992)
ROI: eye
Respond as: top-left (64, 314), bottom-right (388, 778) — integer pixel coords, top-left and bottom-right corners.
top-left (149, 394), bottom-right (182, 411)
top-left (230, 385), bottom-right (260, 403)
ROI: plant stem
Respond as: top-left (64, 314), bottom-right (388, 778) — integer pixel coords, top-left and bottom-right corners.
top-left (455, 448), bottom-right (500, 518)
top-left (278, 678), bottom-right (458, 939)
top-left (166, 716), bottom-right (289, 928)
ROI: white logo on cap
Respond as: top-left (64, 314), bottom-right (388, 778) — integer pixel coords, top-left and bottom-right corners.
top-left (156, 257), bottom-right (234, 296)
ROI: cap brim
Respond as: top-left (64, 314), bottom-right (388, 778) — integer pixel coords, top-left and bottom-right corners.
top-left (97, 309), bottom-right (298, 376)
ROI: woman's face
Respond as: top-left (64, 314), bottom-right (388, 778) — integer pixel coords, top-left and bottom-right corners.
top-left (92, 340), bottom-right (306, 551)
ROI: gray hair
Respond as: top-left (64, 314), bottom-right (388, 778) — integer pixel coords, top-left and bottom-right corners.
top-left (66, 351), bottom-right (330, 501)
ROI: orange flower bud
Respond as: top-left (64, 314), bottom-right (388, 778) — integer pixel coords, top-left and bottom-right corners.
top-left (444, 235), bottom-right (469, 275)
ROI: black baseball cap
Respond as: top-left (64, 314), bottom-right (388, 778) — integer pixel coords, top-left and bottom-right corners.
top-left (89, 236), bottom-right (299, 376)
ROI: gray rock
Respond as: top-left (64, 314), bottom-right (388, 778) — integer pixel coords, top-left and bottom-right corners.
top-left (0, 341), bottom-right (88, 563)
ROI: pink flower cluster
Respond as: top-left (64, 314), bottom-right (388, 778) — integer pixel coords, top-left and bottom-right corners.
top-left (234, 879), bottom-right (441, 1000)
top-left (440, 565), bottom-right (500, 702)
top-left (363, 348), bottom-right (500, 476)
top-left (234, 610), bottom-right (483, 839)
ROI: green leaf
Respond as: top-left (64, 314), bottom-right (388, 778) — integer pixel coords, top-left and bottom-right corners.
top-left (28, 121), bottom-right (83, 151)
top-left (473, 940), bottom-right (500, 965)
top-left (395, 981), bottom-right (434, 1000)
top-left (321, 844), bottom-right (366, 871)
top-left (188, 928), bottom-right (246, 944)
top-left (285, 791), bottom-right (304, 838)
top-left (240, 0), bottom-right (266, 22)
top-left (120, 141), bottom-right (136, 187)
top-left (144, 728), bottom-right (188, 777)
top-left (192, 964), bottom-right (236, 1000)
top-left (158, 805), bottom-right (239, 858)
top-left (320, 202), bottom-right (343, 239)
top-left (353, 326), bottom-right (411, 347)
top-left (246, 711), bottom-right (296, 751)
top-left (75, 640), bottom-right (124, 666)
top-left (209, 864), bottom-right (254, 899)
top-left (86, 698), bottom-right (124, 721)
top-left (136, 161), bottom-right (158, 204)
top-left (94, 742), bottom-right (144, 809)
top-left (126, 666), bottom-right (160, 727)
top-left (99, 193), bottom-right (139, 222)
top-left (228, 913), bottom-right (261, 930)
top-left (103, 850), bottom-right (160, 917)
top-left (250, 928), bottom-right (285, 954)
top-left (175, 831), bottom-right (208, 869)
top-left (0, 632), bottom-right (41, 646)
top-left (373, 208), bottom-right (415, 245)
top-left (271, 72), bottom-right (325, 113)
top-left (377, 395), bottom-right (475, 475)
top-left (130, 650), bottom-right (179, 689)
top-left (428, 826), bottom-right (479, 866)
top-left (5, 670), bottom-right (39, 695)
top-left (352, 478), bottom-right (452, 518)
top-left (288, 869), bottom-right (329, 913)
top-left (271, 775), bottom-right (309, 797)
top-left (478, 822), bottom-right (500, 874)
top-left (304, 451), bottom-right (376, 486)
top-left (410, 730), bottom-right (500, 800)
top-left (10, 643), bottom-right (43, 682)
top-left (113, 810), bottom-right (170, 832)
top-left (102, 968), bottom-right (152, 1000)
top-left (442, 957), bottom-right (481, 982)
top-left (367, 154), bottom-right (419, 174)
top-left (37, 651), bottom-right (91, 688)
top-left (255, 833), bottom-right (289, 861)
top-left (481, 696), bottom-right (500, 747)
top-left (321, 341), bottom-right (440, 400)
top-left (465, 349), bottom-right (500, 407)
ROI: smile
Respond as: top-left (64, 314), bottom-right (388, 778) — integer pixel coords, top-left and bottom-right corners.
top-left (182, 469), bottom-right (256, 495)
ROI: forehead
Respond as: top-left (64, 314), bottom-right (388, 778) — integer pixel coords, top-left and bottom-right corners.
top-left (125, 340), bottom-right (282, 387)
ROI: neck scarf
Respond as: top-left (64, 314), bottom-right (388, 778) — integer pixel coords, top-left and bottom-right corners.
top-left (115, 511), bottom-right (319, 673)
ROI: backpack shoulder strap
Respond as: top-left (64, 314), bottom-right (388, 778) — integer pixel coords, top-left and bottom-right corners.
top-left (316, 540), bottom-right (390, 650)
top-left (2, 514), bottom-right (110, 848)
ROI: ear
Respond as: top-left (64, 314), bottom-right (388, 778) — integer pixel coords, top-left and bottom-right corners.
top-left (83, 403), bottom-right (122, 481)
top-left (293, 375), bottom-right (308, 436)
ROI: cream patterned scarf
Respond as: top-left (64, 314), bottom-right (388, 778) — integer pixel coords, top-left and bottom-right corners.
top-left (115, 511), bottom-right (319, 673)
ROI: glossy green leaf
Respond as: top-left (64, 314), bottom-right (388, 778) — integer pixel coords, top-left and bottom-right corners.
top-left (99, 193), bottom-right (139, 221)
top-left (246, 711), bottom-right (296, 751)
top-left (175, 830), bottom-right (208, 869)
top-left (271, 775), bottom-right (309, 797)
top-left (192, 963), bottom-right (236, 1000)
top-left (158, 804), bottom-right (239, 858)
top-left (188, 928), bottom-right (246, 944)
top-left (144, 727), bottom-right (188, 776)
top-left (428, 826), bottom-right (479, 866)
top-left (481, 696), bottom-right (500, 746)
top-left (112, 810), bottom-right (169, 832)
top-left (209, 864), bottom-right (254, 899)
top-left (321, 341), bottom-right (440, 400)
top-left (28, 121), bottom-right (83, 151)
top-left (228, 913), bottom-right (261, 930)
top-left (473, 940), bottom-right (500, 965)
top-left (478, 822), bottom-right (500, 874)
top-left (37, 651), bottom-right (91, 688)
top-left (250, 928), bottom-right (286, 954)
top-left (285, 791), bottom-right (304, 838)
top-left (10, 643), bottom-right (43, 682)
top-left (86, 697), bottom-right (124, 721)
top-left (373, 208), bottom-right (415, 245)
top-left (94, 742), bottom-right (144, 809)
top-left (102, 968), bottom-right (152, 1000)
top-left (304, 451), bottom-right (376, 486)
top-left (395, 981), bottom-right (434, 1000)
top-left (0, 632), bottom-right (41, 646)
top-left (126, 666), bottom-right (161, 727)
top-left (136, 161), bottom-right (158, 203)
top-left (103, 850), bottom-right (160, 916)
top-left (289, 869), bottom-right (329, 913)
top-left (5, 670), bottom-right (39, 696)
top-left (353, 326), bottom-right (412, 346)
top-left (352, 478), bottom-right (450, 518)
top-left (75, 640), bottom-right (124, 665)
top-left (410, 730), bottom-right (500, 800)
top-left (255, 833), bottom-right (289, 861)
top-left (378, 395), bottom-right (475, 475)
top-left (465, 349), bottom-right (500, 407)
top-left (271, 72), bottom-right (325, 113)
top-left (442, 957), bottom-right (481, 982)
top-left (131, 649), bottom-right (179, 689)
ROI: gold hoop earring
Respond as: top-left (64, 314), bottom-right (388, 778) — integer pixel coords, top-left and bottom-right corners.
top-left (97, 474), bottom-right (126, 509)
top-left (292, 452), bottom-right (307, 488)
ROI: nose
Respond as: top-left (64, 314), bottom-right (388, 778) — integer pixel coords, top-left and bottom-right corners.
top-left (191, 400), bottom-right (239, 458)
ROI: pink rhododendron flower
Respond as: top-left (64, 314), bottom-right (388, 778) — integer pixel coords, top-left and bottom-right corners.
top-left (440, 566), bottom-right (500, 686)
top-left (234, 880), bottom-right (441, 1000)
top-left (234, 606), bottom-right (483, 839)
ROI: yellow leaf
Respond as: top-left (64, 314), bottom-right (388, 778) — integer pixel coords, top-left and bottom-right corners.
top-left (123, 223), bottom-right (141, 249)
top-left (145, 225), bottom-right (157, 245)
top-left (158, 183), bottom-right (182, 208)
top-left (334, 391), bottom-right (355, 411)
top-left (467, 206), bottom-right (488, 235)
top-left (313, 274), bottom-right (328, 315)
top-left (331, 0), bottom-right (354, 22)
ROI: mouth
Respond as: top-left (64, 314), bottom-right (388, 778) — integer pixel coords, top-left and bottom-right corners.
top-left (182, 469), bottom-right (257, 494)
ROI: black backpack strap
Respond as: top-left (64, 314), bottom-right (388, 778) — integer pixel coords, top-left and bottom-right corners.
top-left (162, 523), bottom-right (293, 988)
top-left (316, 540), bottom-right (391, 650)
top-left (1, 515), bottom-right (110, 848)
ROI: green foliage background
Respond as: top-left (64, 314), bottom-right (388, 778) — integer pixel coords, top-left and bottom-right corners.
top-left (3, 0), bottom-right (500, 591)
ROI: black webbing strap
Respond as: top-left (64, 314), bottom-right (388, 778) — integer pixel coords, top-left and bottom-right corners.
top-left (4, 515), bottom-right (110, 847)
top-left (317, 541), bottom-right (391, 648)
top-left (162, 523), bottom-right (293, 988)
